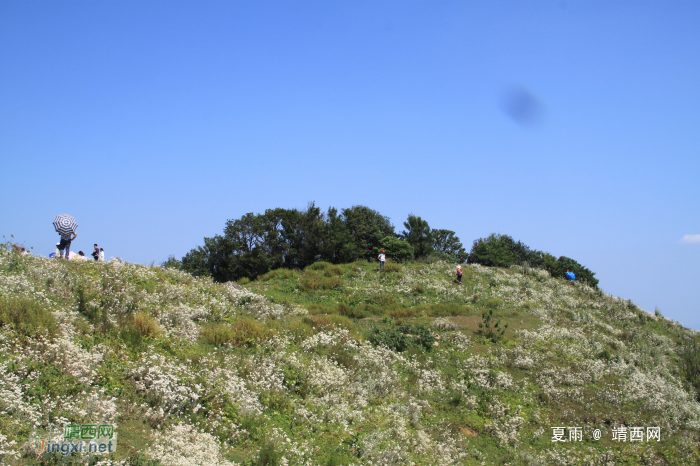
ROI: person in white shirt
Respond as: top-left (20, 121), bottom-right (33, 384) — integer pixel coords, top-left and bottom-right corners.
top-left (99, 248), bottom-right (105, 262)
top-left (378, 250), bottom-right (386, 271)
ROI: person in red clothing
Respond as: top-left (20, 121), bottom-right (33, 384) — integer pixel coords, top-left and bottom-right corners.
top-left (457, 265), bottom-right (463, 284)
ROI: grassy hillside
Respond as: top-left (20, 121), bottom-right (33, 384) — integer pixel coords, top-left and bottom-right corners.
top-left (1, 249), bottom-right (699, 465)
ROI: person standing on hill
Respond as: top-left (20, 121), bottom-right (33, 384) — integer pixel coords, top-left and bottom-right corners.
top-left (58, 230), bottom-right (77, 260)
top-left (378, 250), bottom-right (386, 271)
top-left (91, 244), bottom-right (100, 261)
top-left (99, 248), bottom-right (104, 262)
top-left (457, 265), bottom-right (463, 284)
top-left (565, 269), bottom-right (576, 281)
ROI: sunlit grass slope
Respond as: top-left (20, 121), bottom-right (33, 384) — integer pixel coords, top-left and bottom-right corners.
top-left (1, 250), bottom-right (699, 465)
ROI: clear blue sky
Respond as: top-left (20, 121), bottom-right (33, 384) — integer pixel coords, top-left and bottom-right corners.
top-left (2, 1), bottom-right (698, 327)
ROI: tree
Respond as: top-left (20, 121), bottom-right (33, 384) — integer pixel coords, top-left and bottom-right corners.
top-left (379, 236), bottom-right (413, 262)
top-left (401, 215), bottom-right (433, 259)
top-left (432, 229), bottom-right (468, 263)
top-left (161, 255), bottom-right (182, 269)
top-left (323, 207), bottom-right (357, 264)
top-left (525, 250), bottom-right (559, 274)
top-left (280, 203), bottom-right (326, 269)
top-left (221, 209), bottom-right (287, 280)
top-left (468, 233), bottom-right (524, 267)
top-left (182, 209), bottom-right (287, 282)
top-left (554, 256), bottom-right (599, 288)
top-left (468, 233), bottom-right (599, 288)
top-left (181, 243), bottom-right (210, 277)
top-left (341, 206), bottom-right (396, 260)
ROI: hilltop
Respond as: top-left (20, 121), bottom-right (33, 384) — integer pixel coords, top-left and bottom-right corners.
top-left (1, 250), bottom-right (699, 465)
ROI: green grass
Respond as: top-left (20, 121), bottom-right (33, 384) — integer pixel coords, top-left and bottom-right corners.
top-left (0, 296), bottom-right (57, 338)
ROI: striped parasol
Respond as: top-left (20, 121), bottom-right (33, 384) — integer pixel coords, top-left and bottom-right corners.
top-left (53, 214), bottom-right (78, 237)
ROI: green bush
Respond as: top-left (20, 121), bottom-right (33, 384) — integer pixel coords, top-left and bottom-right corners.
top-left (300, 272), bottom-right (323, 291)
top-left (368, 324), bottom-right (436, 352)
top-left (307, 262), bottom-right (343, 276)
top-left (300, 272), bottom-right (343, 291)
top-left (322, 277), bottom-right (343, 289)
top-left (0, 296), bottom-right (56, 338)
top-left (476, 309), bottom-right (507, 343)
top-left (256, 442), bottom-right (282, 466)
top-left (389, 308), bottom-right (417, 318)
top-left (383, 263), bottom-right (402, 274)
top-left (201, 322), bottom-right (236, 346)
top-left (260, 268), bottom-right (298, 281)
top-left (326, 453), bottom-right (347, 466)
top-left (308, 303), bottom-right (335, 315)
top-left (202, 319), bottom-right (273, 347)
top-left (231, 318), bottom-right (274, 346)
top-left (338, 304), bottom-right (371, 319)
top-left (486, 298), bottom-right (503, 308)
top-left (378, 236), bottom-right (413, 262)
top-left (132, 311), bottom-right (161, 338)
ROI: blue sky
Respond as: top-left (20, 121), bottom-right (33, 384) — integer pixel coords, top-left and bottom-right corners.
top-left (2, 1), bottom-right (698, 327)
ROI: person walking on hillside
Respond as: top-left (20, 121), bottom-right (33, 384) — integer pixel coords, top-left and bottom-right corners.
top-left (457, 265), bottom-right (463, 284)
top-left (91, 244), bottom-right (100, 261)
top-left (99, 248), bottom-right (104, 262)
top-left (54, 214), bottom-right (78, 260)
top-left (378, 250), bottom-right (386, 271)
top-left (57, 229), bottom-right (77, 259)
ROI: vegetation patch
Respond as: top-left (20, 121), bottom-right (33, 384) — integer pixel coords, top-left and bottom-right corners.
top-left (202, 318), bottom-right (274, 347)
top-left (0, 296), bottom-right (56, 338)
top-left (0, 246), bottom-right (696, 465)
top-left (368, 323), bottom-right (437, 352)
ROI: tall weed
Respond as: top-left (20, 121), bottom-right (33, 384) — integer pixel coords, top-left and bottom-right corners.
top-left (306, 262), bottom-right (343, 276)
top-left (680, 336), bottom-right (700, 400)
top-left (132, 311), bottom-right (161, 338)
top-left (0, 296), bottom-right (56, 338)
top-left (301, 272), bottom-right (343, 291)
top-left (202, 319), bottom-right (273, 347)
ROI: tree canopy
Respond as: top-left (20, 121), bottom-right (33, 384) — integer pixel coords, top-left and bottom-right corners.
top-left (468, 233), bottom-right (599, 287)
top-left (175, 206), bottom-right (597, 288)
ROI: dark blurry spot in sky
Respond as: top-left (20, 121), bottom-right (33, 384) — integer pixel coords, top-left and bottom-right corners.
top-left (501, 86), bottom-right (545, 128)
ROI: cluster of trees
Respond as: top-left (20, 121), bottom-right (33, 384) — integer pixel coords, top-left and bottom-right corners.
top-left (172, 204), bottom-right (468, 282)
top-left (168, 204), bottom-right (598, 288)
top-left (468, 233), bottom-right (599, 287)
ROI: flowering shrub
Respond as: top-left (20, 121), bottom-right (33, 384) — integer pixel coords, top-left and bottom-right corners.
top-left (128, 352), bottom-right (201, 423)
top-left (0, 433), bottom-right (19, 462)
top-left (146, 422), bottom-right (236, 466)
